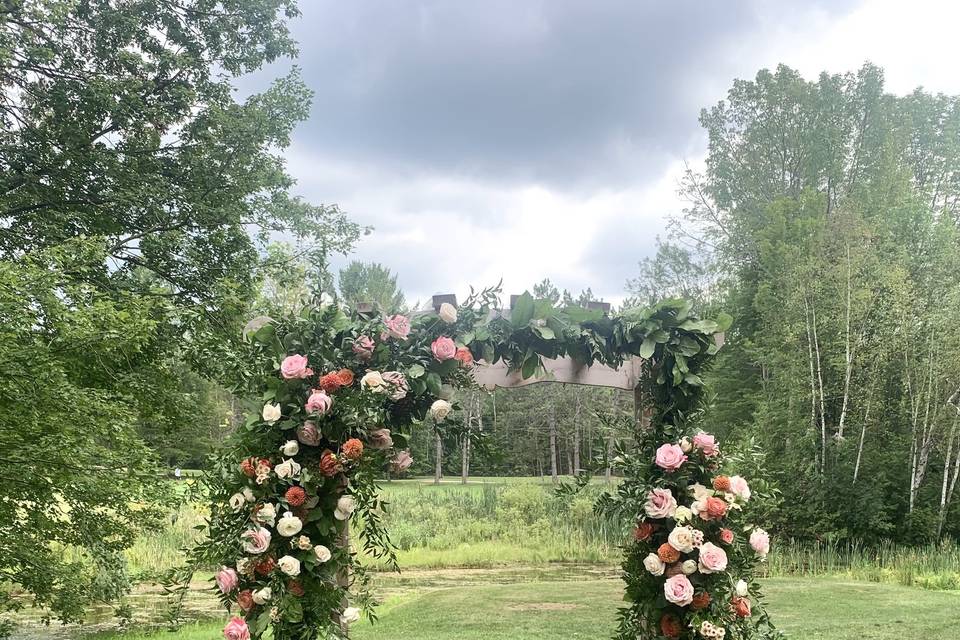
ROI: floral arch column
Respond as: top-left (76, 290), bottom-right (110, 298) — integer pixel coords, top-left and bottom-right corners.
top-left (190, 289), bottom-right (777, 640)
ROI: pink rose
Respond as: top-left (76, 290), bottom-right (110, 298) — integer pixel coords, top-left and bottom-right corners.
top-left (352, 335), bottom-right (375, 360)
top-left (697, 542), bottom-right (728, 574)
top-left (368, 428), bottom-right (393, 450)
top-left (719, 528), bottom-right (735, 544)
top-left (305, 390), bottom-right (333, 415)
top-left (693, 432), bottom-right (720, 457)
top-left (663, 574), bottom-right (694, 607)
top-left (644, 487), bottom-right (678, 519)
top-left (431, 336), bottom-right (457, 361)
top-left (223, 616), bottom-right (250, 640)
top-left (216, 566), bottom-right (238, 594)
top-left (296, 421), bottom-right (321, 446)
top-left (655, 443), bottom-right (687, 471)
top-left (750, 528), bottom-right (770, 558)
top-left (729, 475), bottom-right (751, 501)
top-left (240, 526), bottom-right (271, 554)
top-left (383, 315), bottom-right (411, 340)
top-left (382, 371), bottom-right (409, 400)
top-left (390, 450), bottom-right (413, 473)
top-left (280, 354), bottom-right (312, 380)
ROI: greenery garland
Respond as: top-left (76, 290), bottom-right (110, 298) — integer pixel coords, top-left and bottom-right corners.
top-left (179, 285), bottom-right (779, 640)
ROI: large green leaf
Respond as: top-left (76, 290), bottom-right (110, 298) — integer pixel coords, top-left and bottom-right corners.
top-left (511, 292), bottom-right (535, 328)
top-left (639, 337), bottom-right (656, 359)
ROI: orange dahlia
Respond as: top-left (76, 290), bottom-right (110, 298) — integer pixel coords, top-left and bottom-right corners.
top-left (342, 438), bottom-right (364, 461)
top-left (657, 542), bottom-right (680, 564)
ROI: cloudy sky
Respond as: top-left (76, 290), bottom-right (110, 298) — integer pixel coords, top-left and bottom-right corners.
top-left (246, 0), bottom-right (960, 307)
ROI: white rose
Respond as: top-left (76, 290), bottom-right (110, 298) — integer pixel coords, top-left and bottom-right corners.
top-left (642, 553), bottom-right (665, 576)
top-left (679, 437), bottom-right (692, 453)
top-left (277, 555), bottom-right (301, 577)
top-left (438, 302), bottom-right (458, 323)
top-left (252, 587), bottom-right (272, 605)
top-left (334, 495), bottom-right (356, 521)
top-left (277, 511), bottom-right (303, 537)
top-left (341, 607), bottom-right (361, 625)
top-left (262, 402), bottom-right (282, 424)
top-left (668, 526), bottom-right (696, 553)
top-left (314, 544), bottom-right (332, 563)
top-left (430, 399), bottom-right (452, 421)
top-left (689, 483), bottom-right (712, 500)
top-left (681, 559), bottom-right (698, 575)
top-left (254, 502), bottom-right (277, 527)
top-left (735, 579), bottom-right (749, 597)
top-left (674, 506), bottom-right (693, 523)
top-left (229, 493), bottom-right (246, 512)
top-left (280, 440), bottom-right (299, 456)
top-left (274, 458), bottom-right (301, 480)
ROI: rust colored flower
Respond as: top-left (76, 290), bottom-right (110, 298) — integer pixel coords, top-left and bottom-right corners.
top-left (285, 486), bottom-right (307, 507)
top-left (660, 614), bottom-right (683, 639)
top-left (342, 438), bottom-right (364, 461)
top-left (705, 496), bottom-right (728, 520)
top-left (255, 556), bottom-right (275, 576)
top-left (719, 528), bottom-right (735, 544)
top-left (664, 562), bottom-right (685, 577)
top-left (691, 591), bottom-right (712, 610)
top-left (633, 521), bottom-right (655, 542)
top-left (240, 457), bottom-right (257, 478)
top-left (236, 589), bottom-right (254, 612)
top-left (454, 347), bottom-right (474, 367)
top-left (319, 450), bottom-right (342, 477)
top-left (318, 372), bottom-right (343, 394)
top-left (712, 475), bottom-right (731, 492)
top-left (732, 596), bottom-right (752, 617)
top-left (336, 368), bottom-right (355, 387)
top-left (657, 542), bottom-right (680, 564)
top-left (288, 580), bottom-right (305, 597)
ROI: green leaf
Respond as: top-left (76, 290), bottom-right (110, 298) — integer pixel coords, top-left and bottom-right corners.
top-left (425, 373), bottom-right (442, 396)
top-left (511, 292), bottom-right (535, 328)
top-left (684, 373), bottom-right (704, 386)
top-left (533, 324), bottom-right (555, 340)
top-left (639, 337), bottom-right (656, 359)
top-left (253, 323), bottom-right (276, 344)
top-left (408, 364), bottom-right (425, 378)
top-left (716, 312), bottom-right (733, 332)
top-left (521, 354), bottom-right (540, 379)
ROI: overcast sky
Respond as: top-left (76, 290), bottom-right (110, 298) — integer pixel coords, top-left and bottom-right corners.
top-left (245, 0), bottom-right (960, 307)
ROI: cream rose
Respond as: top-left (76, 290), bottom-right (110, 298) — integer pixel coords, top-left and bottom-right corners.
top-left (277, 511), bottom-right (303, 537)
top-left (229, 492), bottom-right (246, 512)
top-left (280, 440), bottom-right (299, 456)
top-left (341, 607), bottom-right (361, 624)
top-left (668, 526), bottom-right (696, 553)
top-left (430, 399), bottom-right (452, 421)
top-left (735, 579), bottom-right (749, 597)
top-left (252, 587), bottom-right (272, 605)
top-left (314, 544), bottom-right (332, 563)
top-left (642, 553), bottom-right (665, 576)
top-left (361, 370), bottom-right (385, 392)
top-left (262, 402), bottom-right (282, 424)
top-left (438, 302), bottom-right (458, 323)
top-left (277, 555), bottom-right (301, 577)
top-left (681, 559), bottom-right (698, 575)
top-left (274, 458), bottom-right (301, 480)
top-left (334, 495), bottom-right (356, 521)
top-left (294, 535), bottom-right (312, 551)
top-left (674, 506), bottom-right (693, 523)
top-left (253, 502), bottom-right (277, 527)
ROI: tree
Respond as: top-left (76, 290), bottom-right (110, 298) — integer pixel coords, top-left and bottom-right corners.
top-left (338, 261), bottom-right (407, 313)
top-left (0, 1), bottom-right (364, 631)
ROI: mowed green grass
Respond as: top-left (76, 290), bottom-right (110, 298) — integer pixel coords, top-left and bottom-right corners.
top-left (84, 577), bottom-right (960, 640)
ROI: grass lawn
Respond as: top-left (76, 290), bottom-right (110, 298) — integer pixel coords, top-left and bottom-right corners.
top-left (81, 576), bottom-right (960, 640)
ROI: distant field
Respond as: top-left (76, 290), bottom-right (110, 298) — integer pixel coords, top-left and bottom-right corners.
top-left (81, 576), bottom-right (960, 640)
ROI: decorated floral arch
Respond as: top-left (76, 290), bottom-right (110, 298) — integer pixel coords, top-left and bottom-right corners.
top-left (189, 287), bottom-right (779, 640)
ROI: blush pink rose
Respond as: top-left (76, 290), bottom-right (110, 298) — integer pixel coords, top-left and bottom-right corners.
top-left (693, 431), bottom-right (720, 457)
top-left (305, 390), bottom-right (333, 415)
top-left (644, 487), bottom-right (678, 519)
top-left (431, 336), bottom-right (457, 361)
top-left (368, 428), bottom-right (393, 450)
top-left (280, 354), bottom-right (312, 380)
top-left (382, 370), bottom-right (409, 400)
top-left (663, 574), bottom-right (695, 607)
top-left (223, 616), bottom-right (250, 640)
top-left (655, 443), bottom-right (687, 471)
top-left (383, 315), bottom-right (411, 340)
top-left (390, 450), bottom-right (414, 473)
top-left (216, 566), bottom-right (238, 594)
top-left (697, 542), bottom-right (728, 574)
top-left (296, 421), bottom-right (321, 446)
top-left (240, 526), bottom-right (271, 554)
top-left (353, 335), bottom-right (375, 360)
top-left (720, 528), bottom-right (735, 544)
top-left (729, 475), bottom-right (751, 501)
top-left (750, 528), bottom-right (770, 558)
